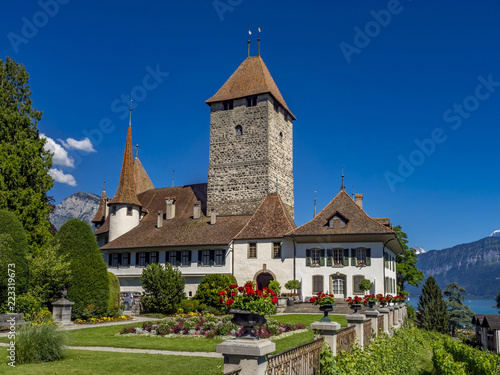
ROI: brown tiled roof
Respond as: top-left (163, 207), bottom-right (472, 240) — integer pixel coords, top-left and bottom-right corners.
top-left (101, 184), bottom-right (251, 249)
top-left (289, 191), bottom-right (396, 236)
top-left (205, 56), bottom-right (296, 120)
top-left (134, 157), bottom-right (154, 194)
top-left (109, 126), bottom-right (141, 206)
top-left (94, 215), bottom-right (109, 235)
top-left (472, 315), bottom-right (485, 325)
top-left (92, 189), bottom-right (108, 224)
top-left (482, 315), bottom-right (500, 330)
top-left (235, 193), bottom-right (297, 240)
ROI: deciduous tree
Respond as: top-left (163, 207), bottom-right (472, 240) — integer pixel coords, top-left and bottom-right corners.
top-left (0, 57), bottom-right (54, 251)
top-left (393, 225), bottom-right (424, 296)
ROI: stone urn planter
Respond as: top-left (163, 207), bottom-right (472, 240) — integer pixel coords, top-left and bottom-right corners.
top-left (319, 304), bottom-right (335, 322)
top-left (367, 300), bottom-right (376, 310)
top-left (349, 304), bottom-right (363, 314)
top-left (287, 298), bottom-right (295, 306)
top-left (229, 309), bottom-right (266, 340)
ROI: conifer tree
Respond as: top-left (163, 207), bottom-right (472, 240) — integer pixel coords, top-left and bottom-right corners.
top-left (0, 57), bottom-right (53, 251)
top-left (56, 219), bottom-right (109, 318)
top-left (418, 275), bottom-right (449, 333)
top-left (443, 282), bottom-right (473, 336)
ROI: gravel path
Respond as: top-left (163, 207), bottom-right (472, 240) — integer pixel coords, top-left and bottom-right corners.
top-left (0, 342), bottom-right (222, 358)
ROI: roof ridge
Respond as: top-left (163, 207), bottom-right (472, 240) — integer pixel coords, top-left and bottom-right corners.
top-left (275, 193), bottom-right (296, 231)
top-left (233, 192), bottom-right (270, 239)
top-left (344, 192), bottom-right (396, 233)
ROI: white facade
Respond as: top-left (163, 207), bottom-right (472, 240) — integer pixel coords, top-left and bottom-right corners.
top-left (108, 204), bottom-right (140, 242)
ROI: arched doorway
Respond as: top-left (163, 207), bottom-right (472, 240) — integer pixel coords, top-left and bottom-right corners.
top-left (256, 272), bottom-right (274, 290)
top-left (330, 274), bottom-right (346, 298)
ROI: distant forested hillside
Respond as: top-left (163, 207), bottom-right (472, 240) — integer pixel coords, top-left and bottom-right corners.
top-left (407, 237), bottom-right (500, 299)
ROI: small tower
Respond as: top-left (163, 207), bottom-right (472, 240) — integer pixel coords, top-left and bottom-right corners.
top-left (108, 111), bottom-right (142, 242)
top-left (205, 54), bottom-right (295, 216)
top-left (91, 182), bottom-right (109, 230)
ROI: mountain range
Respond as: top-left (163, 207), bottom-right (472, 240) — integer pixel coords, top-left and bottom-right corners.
top-left (408, 236), bottom-right (500, 299)
top-left (50, 192), bottom-right (100, 230)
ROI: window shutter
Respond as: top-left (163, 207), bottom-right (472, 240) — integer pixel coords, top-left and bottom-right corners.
top-left (136, 252), bottom-right (139, 265)
top-left (209, 250), bottom-right (215, 266)
top-left (188, 250), bottom-right (192, 264)
top-left (108, 254), bottom-right (112, 266)
top-left (351, 248), bottom-right (356, 266)
top-left (306, 249), bottom-right (311, 267)
top-left (366, 248), bottom-right (371, 266)
top-left (320, 249), bottom-right (326, 266)
top-left (197, 250), bottom-right (202, 267)
top-left (343, 249), bottom-right (349, 266)
top-left (327, 249), bottom-right (333, 267)
top-left (118, 253), bottom-right (122, 266)
top-left (222, 249), bottom-right (226, 266)
top-left (176, 251), bottom-right (181, 264)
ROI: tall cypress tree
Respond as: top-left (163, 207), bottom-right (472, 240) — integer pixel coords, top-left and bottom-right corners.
top-left (418, 275), bottom-right (449, 333)
top-left (0, 57), bottom-right (54, 251)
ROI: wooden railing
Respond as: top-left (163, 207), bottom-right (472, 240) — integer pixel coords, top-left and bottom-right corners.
top-left (336, 325), bottom-right (356, 353)
top-left (363, 320), bottom-right (372, 347)
top-left (266, 338), bottom-right (323, 375)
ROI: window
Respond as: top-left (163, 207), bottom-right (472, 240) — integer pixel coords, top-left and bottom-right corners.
top-left (356, 248), bottom-right (366, 265)
top-left (223, 100), bottom-right (233, 110)
top-left (246, 95), bottom-right (257, 107)
top-left (181, 251), bottom-right (190, 266)
top-left (329, 213), bottom-right (347, 229)
top-left (235, 125), bottom-right (243, 136)
top-left (202, 250), bottom-right (211, 266)
top-left (137, 252), bottom-right (147, 267)
top-left (333, 249), bottom-right (343, 265)
top-left (150, 252), bottom-right (158, 264)
top-left (110, 253), bottom-right (120, 267)
top-left (312, 275), bottom-right (324, 293)
top-left (311, 249), bottom-right (321, 266)
top-left (273, 242), bottom-right (281, 259)
top-left (127, 206), bottom-right (133, 216)
top-left (169, 251), bottom-right (178, 266)
top-left (122, 253), bottom-right (130, 267)
top-left (353, 275), bottom-right (364, 295)
top-left (215, 249), bottom-right (225, 265)
top-left (279, 132), bottom-right (283, 143)
top-left (111, 206), bottom-right (116, 216)
top-left (273, 101), bottom-right (280, 113)
top-left (331, 276), bottom-right (345, 295)
top-left (248, 243), bottom-right (257, 258)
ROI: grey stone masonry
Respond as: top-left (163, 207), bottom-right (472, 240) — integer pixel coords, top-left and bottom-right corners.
top-left (207, 94), bottom-right (294, 217)
top-left (310, 321), bottom-right (342, 355)
top-left (365, 310), bottom-right (380, 334)
top-left (217, 338), bottom-right (275, 375)
top-left (346, 313), bottom-right (367, 348)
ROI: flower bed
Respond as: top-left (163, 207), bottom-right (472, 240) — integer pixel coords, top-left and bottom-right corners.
top-left (75, 315), bottom-right (133, 324)
top-left (119, 314), bottom-right (305, 339)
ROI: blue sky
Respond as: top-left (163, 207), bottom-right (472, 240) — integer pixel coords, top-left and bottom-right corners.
top-left (2, 1), bottom-right (500, 251)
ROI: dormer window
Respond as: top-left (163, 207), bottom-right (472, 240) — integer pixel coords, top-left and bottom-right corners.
top-left (328, 213), bottom-right (347, 229)
top-left (235, 125), bottom-right (243, 136)
top-left (111, 206), bottom-right (116, 216)
top-left (223, 100), bottom-right (233, 110)
top-left (246, 95), bottom-right (257, 107)
top-left (127, 206), bottom-right (133, 216)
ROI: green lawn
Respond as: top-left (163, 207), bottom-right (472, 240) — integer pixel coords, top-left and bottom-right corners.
top-left (1, 350), bottom-right (221, 375)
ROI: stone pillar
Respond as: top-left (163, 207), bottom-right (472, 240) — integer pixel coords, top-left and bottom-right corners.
top-left (217, 339), bottom-right (275, 375)
top-left (346, 314), bottom-right (367, 348)
top-left (52, 298), bottom-right (74, 325)
top-left (388, 306), bottom-right (394, 329)
top-left (365, 310), bottom-right (380, 337)
top-left (378, 308), bottom-right (390, 335)
top-left (393, 306), bottom-right (400, 329)
top-left (397, 304), bottom-right (404, 325)
top-left (276, 297), bottom-right (287, 314)
top-left (310, 321), bottom-right (342, 355)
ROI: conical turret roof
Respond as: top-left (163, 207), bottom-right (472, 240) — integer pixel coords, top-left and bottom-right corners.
top-left (109, 126), bottom-right (141, 206)
top-left (92, 187), bottom-right (108, 224)
top-left (134, 157), bottom-right (155, 194)
top-left (206, 56), bottom-right (295, 120)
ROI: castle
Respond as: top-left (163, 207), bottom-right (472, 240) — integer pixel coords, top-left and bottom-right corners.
top-left (93, 52), bottom-right (402, 299)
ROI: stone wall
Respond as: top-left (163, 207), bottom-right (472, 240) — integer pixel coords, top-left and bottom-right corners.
top-left (207, 94), bottom-right (294, 216)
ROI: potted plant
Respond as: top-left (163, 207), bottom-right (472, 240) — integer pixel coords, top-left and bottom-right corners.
top-left (310, 292), bottom-right (336, 322)
top-left (358, 279), bottom-right (373, 295)
top-left (363, 294), bottom-right (377, 310)
top-left (385, 294), bottom-right (394, 306)
top-left (285, 280), bottom-right (301, 302)
top-left (219, 283), bottom-right (277, 339)
top-left (346, 296), bottom-right (364, 313)
top-left (376, 294), bottom-right (388, 308)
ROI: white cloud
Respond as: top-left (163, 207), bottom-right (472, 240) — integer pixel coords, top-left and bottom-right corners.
top-left (49, 168), bottom-right (77, 187)
top-left (40, 134), bottom-right (75, 168)
top-left (59, 137), bottom-right (96, 153)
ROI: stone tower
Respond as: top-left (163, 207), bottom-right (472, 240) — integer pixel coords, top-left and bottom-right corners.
top-left (205, 55), bottom-right (295, 216)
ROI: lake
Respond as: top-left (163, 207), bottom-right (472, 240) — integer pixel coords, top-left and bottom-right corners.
top-left (408, 297), bottom-right (500, 315)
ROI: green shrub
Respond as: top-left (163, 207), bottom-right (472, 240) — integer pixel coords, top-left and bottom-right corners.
top-left (285, 280), bottom-right (301, 293)
top-left (15, 293), bottom-right (42, 318)
top-left (15, 323), bottom-right (67, 364)
top-left (268, 280), bottom-right (281, 295)
top-left (193, 274), bottom-right (237, 309)
top-left (140, 263), bottom-right (185, 315)
top-left (55, 219), bottom-right (109, 319)
top-left (107, 272), bottom-right (121, 311)
top-left (0, 210), bottom-right (29, 309)
top-left (179, 299), bottom-right (199, 313)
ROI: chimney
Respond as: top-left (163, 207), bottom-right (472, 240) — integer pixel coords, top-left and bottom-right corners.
top-left (210, 209), bottom-right (217, 225)
top-left (157, 211), bottom-right (163, 228)
top-left (165, 198), bottom-right (176, 220)
top-left (355, 194), bottom-right (363, 209)
top-left (193, 201), bottom-right (201, 220)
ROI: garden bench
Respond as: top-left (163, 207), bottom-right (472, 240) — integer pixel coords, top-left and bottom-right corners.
top-left (0, 313), bottom-right (27, 329)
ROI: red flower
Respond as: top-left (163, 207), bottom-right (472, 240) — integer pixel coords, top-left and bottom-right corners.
top-left (272, 297), bottom-right (278, 304)
top-left (238, 287), bottom-right (244, 292)
top-left (310, 297), bottom-right (316, 303)
top-left (229, 284), bottom-right (238, 289)
top-left (219, 291), bottom-right (226, 296)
